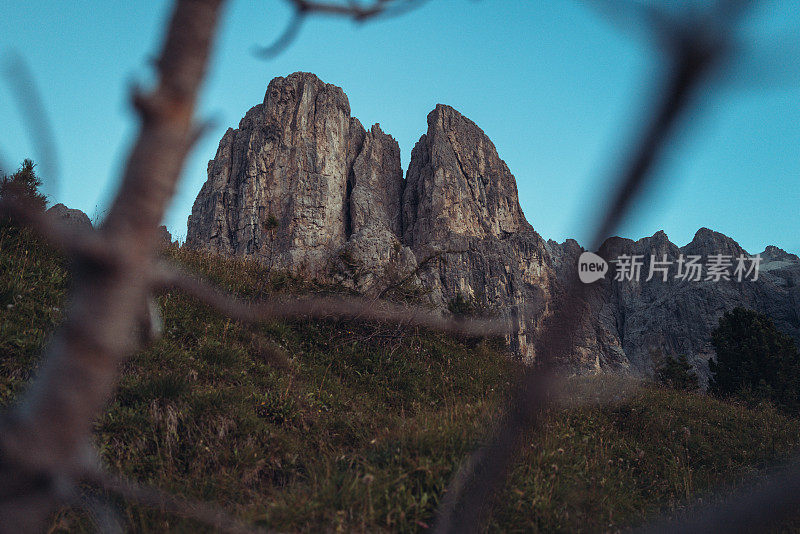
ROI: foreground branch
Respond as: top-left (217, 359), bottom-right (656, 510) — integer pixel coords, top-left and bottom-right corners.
top-left (433, 3), bottom-right (744, 531)
top-left (637, 455), bottom-right (800, 533)
top-left (83, 469), bottom-right (267, 534)
top-left (256, 0), bottom-right (428, 56)
top-left (0, 1), bottom-right (226, 531)
top-left (154, 260), bottom-right (513, 337)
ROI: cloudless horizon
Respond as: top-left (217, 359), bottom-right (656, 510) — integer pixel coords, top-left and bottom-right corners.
top-left (2, 1), bottom-right (799, 254)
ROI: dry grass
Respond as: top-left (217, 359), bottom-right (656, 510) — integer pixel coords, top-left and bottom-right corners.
top-left (3, 224), bottom-right (800, 532)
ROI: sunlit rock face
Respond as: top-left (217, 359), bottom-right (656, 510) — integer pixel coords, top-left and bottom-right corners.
top-left (188, 72), bottom-right (366, 273)
top-left (188, 72), bottom-right (800, 378)
top-left (400, 103), bottom-right (554, 362)
top-left (402, 104), bottom-right (529, 248)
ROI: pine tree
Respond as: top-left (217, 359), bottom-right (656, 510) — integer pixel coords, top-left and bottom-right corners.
top-left (0, 159), bottom-right (48, 211)
top-left (710, 307), bottom-right (800, 412)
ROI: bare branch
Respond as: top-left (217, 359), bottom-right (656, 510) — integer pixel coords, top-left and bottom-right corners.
top-left (588, 7), bottom-right (731, 250)
top-left (433, 367), bottom-right (558, 532)
top-left (376, 246), bottom-right (469, 299)
top-left (287, 0), bottom-right (391, 20)
top-left (637, 454), bottom-right (800, 533)
top-left (434, 3), bottom-right (755, 531)
top-left (253, 9), bottom-right (306, 58)
top-left (2, 53), bottom-right (61, 201)
top-left (255, 0), bottom-right (429, 57)
top-left (0, 198), bottom-right (112, 263)
top-left (433, 272), bottom-right (597, 532)
top-left (153, 259), bottom-right (514, 337)
top-left (0, 0), bottom-right (226, 530)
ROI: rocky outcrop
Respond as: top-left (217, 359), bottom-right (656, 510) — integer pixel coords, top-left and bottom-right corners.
top-left (402, 105), bottom-right (528, 248)
top-left (350, 124), bottom-right (404, 238)
top-left (333, 123), bottom-right (415, 295)
top-left (46, 204), bottom-right (91, 231)
top-left (556, 229), bottom-right (800, 384)
top-left (761, 245), bottom-right (800, 263)
top-left (188, 73), bottom-right (371, 274)
top-left (188, 72), bottom-right (800, 378)
top-left (158, 225), bottom-right (173, 246)
top-left (399, 104), bottom-right (552, 361)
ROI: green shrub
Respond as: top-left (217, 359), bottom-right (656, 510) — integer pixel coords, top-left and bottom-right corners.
top-left (0, 159), bottom-right (47, 212)
top-left (656, 353), bottom-right (699, 391)
top-left (447, 292), bottom-right (475, 317)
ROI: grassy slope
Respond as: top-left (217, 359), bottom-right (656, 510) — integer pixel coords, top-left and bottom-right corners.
top-left (3, 223), bottom-right (800, 533)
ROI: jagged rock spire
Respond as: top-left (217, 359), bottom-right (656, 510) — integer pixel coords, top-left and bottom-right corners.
top-left (402, 104), bottom-right (529, 249)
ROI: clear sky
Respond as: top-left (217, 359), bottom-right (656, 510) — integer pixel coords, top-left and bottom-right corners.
top-left (1, 1), bottom-right (798, 254)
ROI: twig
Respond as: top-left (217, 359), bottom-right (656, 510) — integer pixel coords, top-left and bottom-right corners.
top-left (153, 259), bottom-right (512, 337)
top-left (255, 0), bottom-right (429, 57)
top-left (0, 1), bottom-right (226, 531)
top-left (587, 2), bottom-right (735, 250)
top-left (377, 247), bottom-right (468, 299)
top-left (287, 0), bottom-right (393, 20)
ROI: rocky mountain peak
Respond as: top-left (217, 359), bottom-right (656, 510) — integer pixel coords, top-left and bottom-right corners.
top-left (402, 104), bottom-right (529, 249)
top-left (761, 245), bottom-right (799, 263)
top-left (636, 230), bottom-right (677, 257)
top-left (187, 73), bottom-right (800, 379)
top-left (682, 227), bottom-right (748, 258)
top-left (263, 71), bottom-right (351, 118)
top-left (46, 203), bottom-right (92, 231)
top-left (187, 72), bottom-right (370, 273)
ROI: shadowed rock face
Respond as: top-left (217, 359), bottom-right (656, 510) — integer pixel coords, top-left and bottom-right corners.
top-left (351, 123), bottom-right (404, 238)
top-left (188, 72), bottom-right (800, 378)
top-left (550, 229), bottom-right (800, 383)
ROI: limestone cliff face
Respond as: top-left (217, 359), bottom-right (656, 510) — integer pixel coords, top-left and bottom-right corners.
top-left (556, 230), bottom-right (800, 383)
top-left (188, 73), bottom-right (369, 273)
top-left (188, 72), bottom-right (800, 377)
top-left (400, 104), bottom-right (552, 361)
top-left (350, 124), bottom-right (403, 238)
top-left (402, 105), bottom-right (528, 249)
top-left (334, 123), bottom-right (415, 295)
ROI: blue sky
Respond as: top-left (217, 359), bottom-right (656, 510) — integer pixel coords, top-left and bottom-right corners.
top-left (1, 1), bottom-right (799, 253)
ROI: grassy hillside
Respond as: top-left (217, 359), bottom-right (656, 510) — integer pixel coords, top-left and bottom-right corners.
top-left (3, 222), bottom-right (800, 532)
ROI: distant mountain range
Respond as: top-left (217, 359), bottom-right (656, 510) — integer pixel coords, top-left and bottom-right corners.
top-left (186, 72), bottom-right (800, 382)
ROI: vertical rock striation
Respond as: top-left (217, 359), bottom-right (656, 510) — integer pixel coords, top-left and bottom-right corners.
top-left (402, 105), bottom-right (528, 248)
top-left (188, 72), bottom-right (368, 273)
top-left (400, 104), bottom-right (552, 361)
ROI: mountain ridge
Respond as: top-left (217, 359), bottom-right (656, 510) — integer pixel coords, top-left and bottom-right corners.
top-left (187, 72), bottom-right (800, 381)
